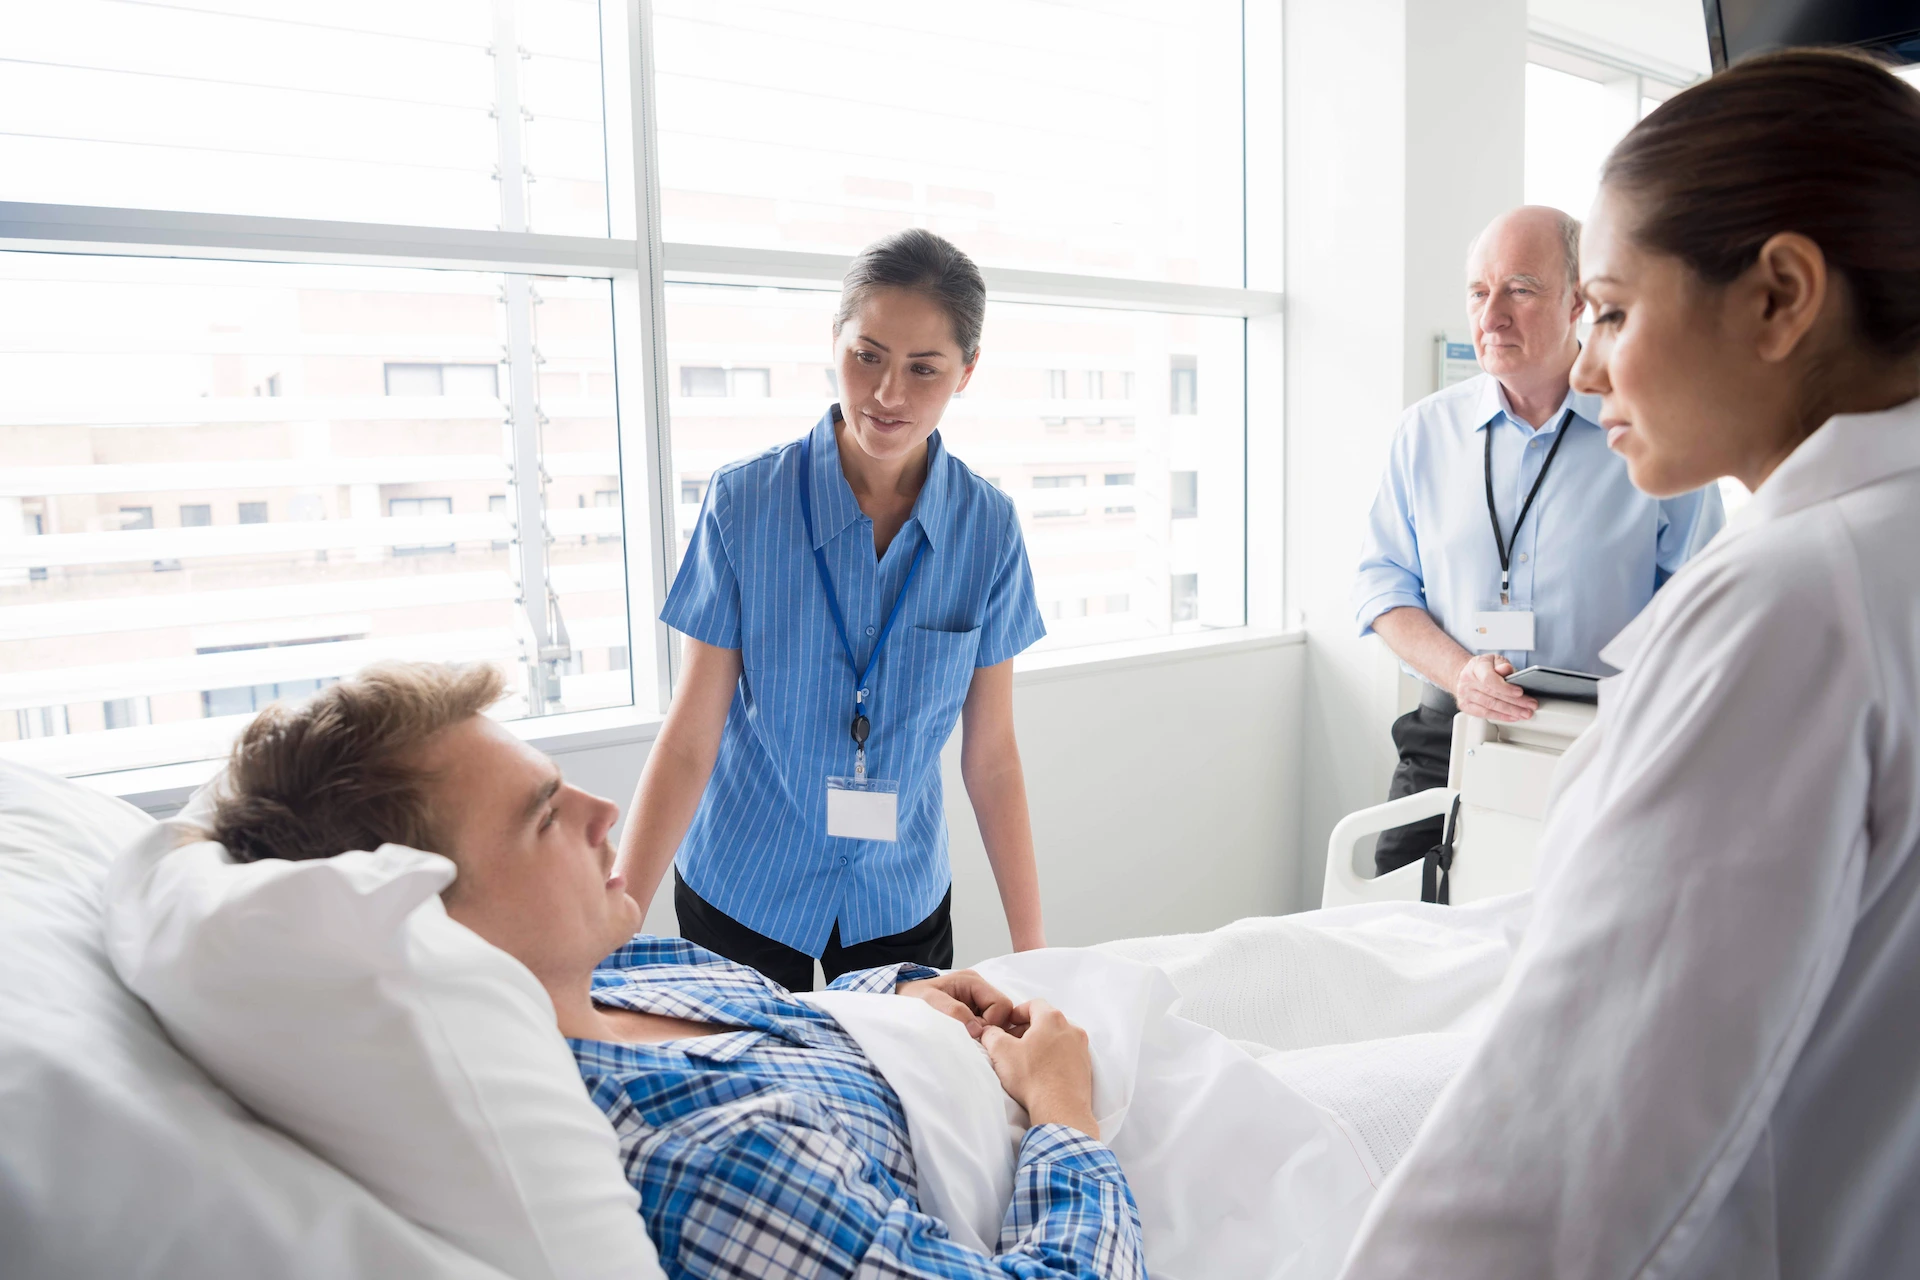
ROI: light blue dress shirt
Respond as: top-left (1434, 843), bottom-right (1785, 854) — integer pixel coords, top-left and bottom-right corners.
top-left (662, 407), bottom-right (1046, 955)
top-left (1353, 374), bottom-right (1725, 677)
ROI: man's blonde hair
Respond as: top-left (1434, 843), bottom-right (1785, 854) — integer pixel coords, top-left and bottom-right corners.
top-left (211, 662), bottom-right (505, 864)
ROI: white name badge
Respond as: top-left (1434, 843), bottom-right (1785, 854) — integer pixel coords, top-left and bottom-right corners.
top-left (1469, 609), bottom-right (1536, 652)
top-left (826, 776), bottom-right (900, 842)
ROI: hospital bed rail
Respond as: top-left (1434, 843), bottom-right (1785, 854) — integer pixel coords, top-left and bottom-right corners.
top-left (1322, 697), bottom-right (1597, 908)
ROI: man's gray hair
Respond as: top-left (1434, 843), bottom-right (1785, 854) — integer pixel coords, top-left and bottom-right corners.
top-left (1554, 209), bottom-right (1582, 296)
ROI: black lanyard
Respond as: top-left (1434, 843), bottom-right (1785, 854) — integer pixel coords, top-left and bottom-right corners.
top-left (1484, 408), bottom-right (1573, 605)
top-left (796, 431), bottom-right (928, 761)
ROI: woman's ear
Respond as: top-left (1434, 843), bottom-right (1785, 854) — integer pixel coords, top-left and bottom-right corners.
top-left (1748, 231), bottom-right (1829, 365)
top-left (954, 353), bottom-right (978, 396)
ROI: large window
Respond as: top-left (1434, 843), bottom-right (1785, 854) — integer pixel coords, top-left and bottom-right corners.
top-left (1, 0), bottom-right (1273, 778)
top-left (5, 3), bottom-right (608, 234)
top-left (0, 3), bottom-right (648, 777)
top-left (654, 0), bottom-right (1264, 650)
top-left (1524, 43), bottom-right (1686, 230)
top-left (652, 0), bottom-right (1246, 284)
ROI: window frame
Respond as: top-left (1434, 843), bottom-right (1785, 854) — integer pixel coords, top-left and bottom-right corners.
top-left (0, 0), bottom-right (1286, 784)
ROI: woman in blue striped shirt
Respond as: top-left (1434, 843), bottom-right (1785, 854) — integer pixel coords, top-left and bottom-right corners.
top-left (613, 229), bottom-right (1049, 991)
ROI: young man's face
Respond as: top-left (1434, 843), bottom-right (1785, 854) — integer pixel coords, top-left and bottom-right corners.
top-left (415, 714), bottom-right (640, 985)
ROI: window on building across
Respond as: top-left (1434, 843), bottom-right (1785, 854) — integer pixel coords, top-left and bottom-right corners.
top-left (1032, 474), bottom-right (1088, 518)
top-left (201, 678), bottom-right (335, 720)
top-left (488, 494), bottom-right (510, 550)
top-left (16, 707), bottom-right (69, 739)
top-left (679, 366), bottom-right (729, 397)
top-left (389, 496), bottom-right (454, 555)
top-left (1171, 471), bottom-right (1199, 520)
top-left (383, 362), bottom-right (499, 398)
top-left (593, 489), bottom-right (622, 543)
top-left (103, 697), bottom-right (152, 730)
top-left (1171, 573), bottom-right (1200, 623)
top-left (1170, 356), bottom-right (1198, 415)
top-left (179, 504), bottom-right (212, 527)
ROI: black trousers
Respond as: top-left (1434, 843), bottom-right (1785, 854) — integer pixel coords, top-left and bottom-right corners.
top-left (1375, 705), bottom-right (1452, 875)
top-left (673, 870), bottom-right (954, 993)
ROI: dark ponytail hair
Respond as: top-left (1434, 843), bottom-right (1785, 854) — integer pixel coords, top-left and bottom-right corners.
top-left (1603, 47), bottom-right (1920, 359)
top-left (834, 228), bottom-right (987, 364)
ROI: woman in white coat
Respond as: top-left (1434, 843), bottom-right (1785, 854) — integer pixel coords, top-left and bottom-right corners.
top-left (1342, 50), bottom-right (1920, 1278)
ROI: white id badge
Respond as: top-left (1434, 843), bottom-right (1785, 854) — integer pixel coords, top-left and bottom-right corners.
top-left (826, 776), bottom-right (900, 842)
top-left (1469, 609), bottom-right (1536, 651)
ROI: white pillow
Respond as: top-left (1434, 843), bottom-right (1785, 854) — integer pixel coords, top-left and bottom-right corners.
top-left (104, 823), bottom-right (665, 1280)
top-left (0, 758), bottom-right (509, 1280)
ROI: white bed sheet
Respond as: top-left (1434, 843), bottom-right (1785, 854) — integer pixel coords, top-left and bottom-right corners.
top-left (807, 895), bottom-right (1530, 1280)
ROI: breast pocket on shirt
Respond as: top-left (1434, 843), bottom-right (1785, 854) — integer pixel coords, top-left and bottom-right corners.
top-left (889, 624), bottom-right (982, 746)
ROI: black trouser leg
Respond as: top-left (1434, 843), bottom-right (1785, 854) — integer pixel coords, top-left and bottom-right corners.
top-left (1374, 706), bottom-right (1453, 876)
top-left (821, 888), bottom-right (954, 985)
top-left (673, 871), bottom-right (816, 993)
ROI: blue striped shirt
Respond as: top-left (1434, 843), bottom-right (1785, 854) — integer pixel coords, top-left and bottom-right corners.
top-left (572, 935), bottom-right (1145, 1280)
top-left (663, 407), bottom-right (1046, 954)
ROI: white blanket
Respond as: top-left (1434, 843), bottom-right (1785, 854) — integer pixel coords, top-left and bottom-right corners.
top-left (804, 895), bottom-right (1530, 1278)
top-left (810, 950), bottom-right (1374, 1279)
top-left (1101, 893), bottom-right (1528, 1183)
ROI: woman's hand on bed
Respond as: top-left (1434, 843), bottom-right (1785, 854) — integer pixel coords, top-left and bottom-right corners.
top-left (981, 1000), bottom-right (1100, 1141)
top-left (896, 970), bottom-right (1019, 1039)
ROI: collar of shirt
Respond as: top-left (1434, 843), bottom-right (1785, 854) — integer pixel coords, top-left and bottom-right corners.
top-left (1731, 394), bottom-right (1920, 537)
top-left (587, 982), bottom-right (796, 1062)
top-left (1603, 394), bottom-right (1920, 672)
top-left (584, 937), bottom-right (843, 1059)
top-left (807, 404), bottom-right (959, 552)
top-left (1473, 376), bottom-right (1593, 436)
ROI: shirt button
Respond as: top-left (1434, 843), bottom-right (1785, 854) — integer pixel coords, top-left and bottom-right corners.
top-left (1518, 553), bottom-right (1530, 562)
top-left (865, 625), bottom-right (875, 636)
top-left (838, 856), bottom-right (849, 866)
top-left (1530, 439), bottom-right (1541, 448)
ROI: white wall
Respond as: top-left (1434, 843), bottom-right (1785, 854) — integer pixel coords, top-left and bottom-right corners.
top-left (1403, 0), bottom-right (1528, 405)
top-left (554, 634), bottom-right (1305, 961)
top-left (1283, 0), bottom-right (1528, 906)
top-left (944, 636), bottom-right (1305, 964)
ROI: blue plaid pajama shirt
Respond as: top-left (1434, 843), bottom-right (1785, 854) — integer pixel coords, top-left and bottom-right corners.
top-left (569, 935), bottom-right (1145, 1279)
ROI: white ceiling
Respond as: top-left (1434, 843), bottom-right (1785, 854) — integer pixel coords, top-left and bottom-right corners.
top-left (1529, 0), bottom-right (1713, 78)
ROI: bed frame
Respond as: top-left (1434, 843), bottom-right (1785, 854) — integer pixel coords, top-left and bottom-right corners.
top-left (1321, 698), bottom-right (1598, 908)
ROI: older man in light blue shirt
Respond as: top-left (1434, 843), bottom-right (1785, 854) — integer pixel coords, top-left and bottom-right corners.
top-left (1353, 206), bottom-right (1723, 876)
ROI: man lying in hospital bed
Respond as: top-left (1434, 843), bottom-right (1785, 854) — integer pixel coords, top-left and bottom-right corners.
top-left (97, 661), bottom-right (1521, 1280)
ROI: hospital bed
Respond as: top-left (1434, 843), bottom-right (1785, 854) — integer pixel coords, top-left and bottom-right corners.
top-left (1321, 698), bottom-right (1597, 909)
top-left (4, 736), bottom-right (1552, 1280)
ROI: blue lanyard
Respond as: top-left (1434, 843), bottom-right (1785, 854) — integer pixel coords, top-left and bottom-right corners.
top-left (797, 431), bottom-right (929, 756)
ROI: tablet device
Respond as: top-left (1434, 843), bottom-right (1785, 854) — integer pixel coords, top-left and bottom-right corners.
top-left (1509, 665), bottom-right (1602, 703)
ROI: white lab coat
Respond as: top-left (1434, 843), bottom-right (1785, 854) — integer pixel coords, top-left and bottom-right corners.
top-left (1340, 398), bottom-right (1920, 1279)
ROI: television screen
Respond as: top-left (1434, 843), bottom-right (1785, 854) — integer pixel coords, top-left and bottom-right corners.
top-left (1704, 0), bottom-right (1920, 69)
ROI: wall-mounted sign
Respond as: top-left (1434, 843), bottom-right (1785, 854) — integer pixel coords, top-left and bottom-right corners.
top-left (1434, 335), bottom-right (1480, 392)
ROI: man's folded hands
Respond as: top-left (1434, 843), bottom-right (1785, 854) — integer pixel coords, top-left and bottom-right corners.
top-left (896, 968), bottom-right (1020, 1039)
